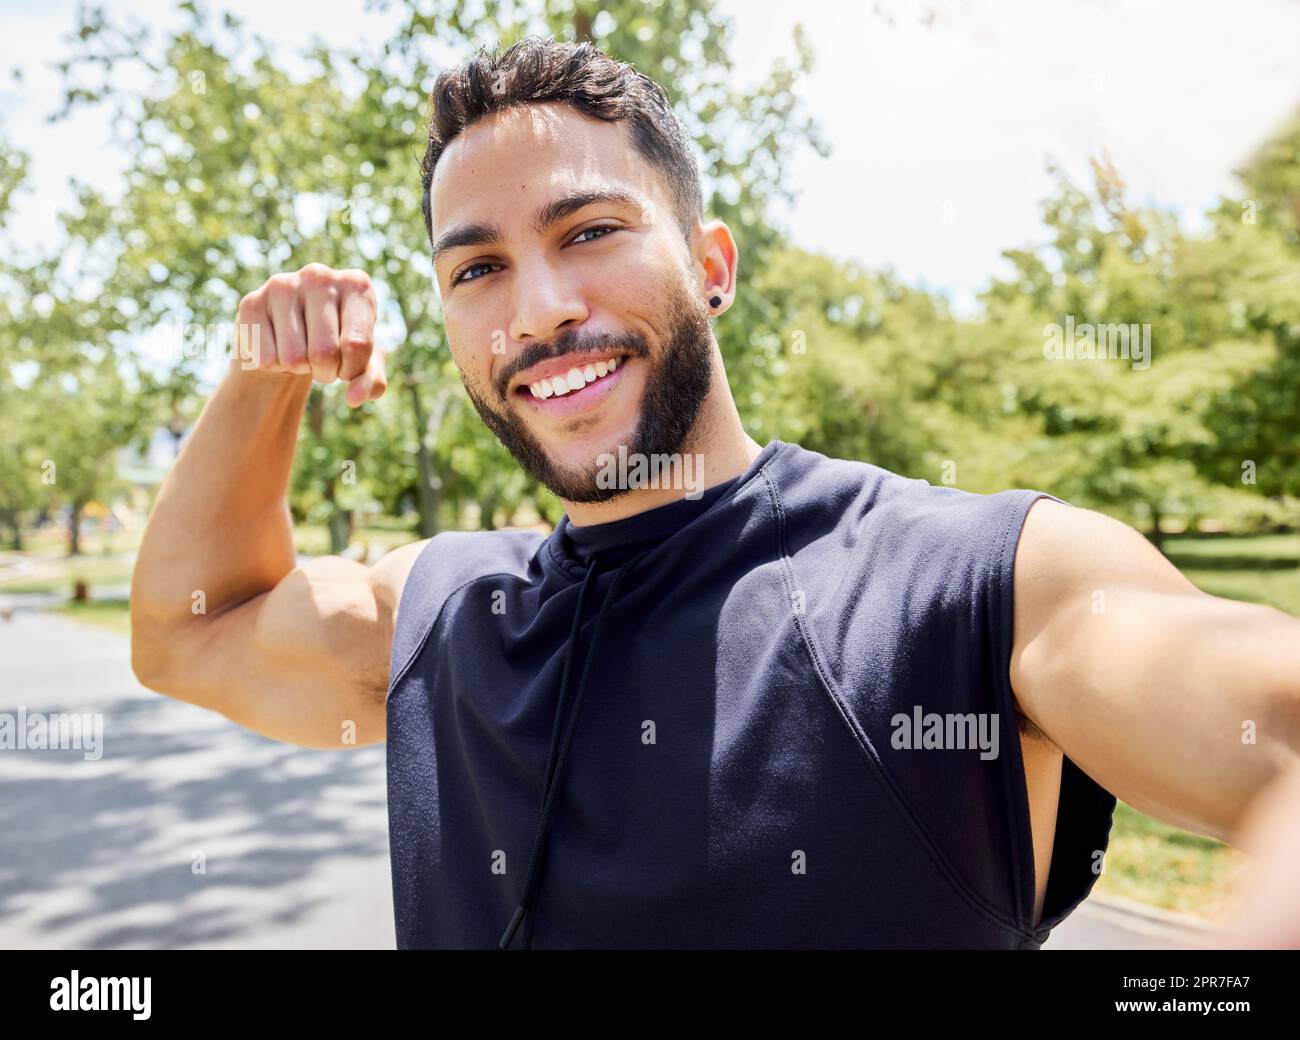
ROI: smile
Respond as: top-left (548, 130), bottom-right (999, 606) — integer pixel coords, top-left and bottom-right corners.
top-left (515, 355), bottom-right (629, 418)
top-left (526, 356), bottom-right (621, 399)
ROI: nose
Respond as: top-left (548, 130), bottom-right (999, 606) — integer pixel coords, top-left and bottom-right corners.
top-left (507, 255), bottom-right (588, 346)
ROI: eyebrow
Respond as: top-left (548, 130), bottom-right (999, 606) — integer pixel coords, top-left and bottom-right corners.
top-left (430, 187), bottom-right (646, 268)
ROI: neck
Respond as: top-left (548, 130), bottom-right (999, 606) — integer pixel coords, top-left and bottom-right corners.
top-left (562, 359), bottom-right (763, 527)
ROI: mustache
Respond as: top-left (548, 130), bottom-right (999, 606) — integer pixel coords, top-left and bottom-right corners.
top-left (496, 327), bottom-right (650, 398)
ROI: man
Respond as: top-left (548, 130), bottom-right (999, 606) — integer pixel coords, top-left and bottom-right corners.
top-left (131, 36), bottom-right (1300, 950)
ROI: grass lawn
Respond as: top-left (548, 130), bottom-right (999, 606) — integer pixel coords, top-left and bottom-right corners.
top-left (1165, 531), bottom-right (1300, 615)
top-left (1093, 803), bottom-right (1249, 922)
top-left (18, 524), bottom-right (144, 557)
top-left (18, 525), bottom-right (1300, 922)
top-left (55, 598), bottom-right (132, 636)
top-left (0, 554), bottom-right (137, 594)
top-left (291, 521), bottom-right (421, 557)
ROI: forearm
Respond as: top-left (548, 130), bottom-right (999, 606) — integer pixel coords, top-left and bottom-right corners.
top-left (1013, 500), bottom-right (1300, 843)
top-left (1220, 756), bottom-right (1300, 947)
top-left (131, 359), bottom-right (312, 678)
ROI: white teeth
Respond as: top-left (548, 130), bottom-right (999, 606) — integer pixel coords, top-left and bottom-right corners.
top-left (529, 358), bottom-right (624, 402)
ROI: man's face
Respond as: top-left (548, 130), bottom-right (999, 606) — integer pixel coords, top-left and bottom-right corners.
top-left (427, 101), bottom-right (714, 503)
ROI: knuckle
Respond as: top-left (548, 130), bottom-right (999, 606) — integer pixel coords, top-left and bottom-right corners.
top-left (278, 334), bottom-right (306, 360)
top-left (308, 338), bottom-right (340, 360)
top-left (342, 319), bottom-right (374, 346)
top-left (266, 272), bottom-right (297, 300)
top-left (340, 336), bottom-right (370, 360)
top-left (298, 262), bottom-right (333, 284)
top-left (338, 268), bottom-right (373, 293)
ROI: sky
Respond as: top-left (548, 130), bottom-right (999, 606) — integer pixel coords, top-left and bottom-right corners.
top-left (2, 0), bottom-right (1299, 314)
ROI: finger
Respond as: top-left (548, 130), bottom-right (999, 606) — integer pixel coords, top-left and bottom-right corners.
top-left (366, 346), bottom-right (388, 401)
top-left (237, 296), bottom-right (277, 371)
top-left (304, 278), bottom-right (341, 383)
top-left (338, 280), bottom-right (376, 382)
top-left (267, 276), bottom-right (309, 375)
top-left (346, 347), bottom-right (387, 407)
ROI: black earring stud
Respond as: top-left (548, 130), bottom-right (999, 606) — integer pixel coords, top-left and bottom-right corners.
top-left (709, 295), bottom-right (722, 308)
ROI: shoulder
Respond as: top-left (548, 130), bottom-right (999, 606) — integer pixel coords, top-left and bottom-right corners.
top-left (763, 441), bottom-right (898, 520)
top-left (1015, 498), bottom-right (1194, 596)
top-left (772, 441), bottom-right (1048, 568)
top-left (371, 528), bottom-right (546, 626)
top-left (1011, 498), bottom-right (1199, 656)
top-left (379, 528), bottom-right (548, 697)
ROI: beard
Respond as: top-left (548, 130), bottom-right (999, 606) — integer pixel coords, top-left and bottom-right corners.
top-left (459, 283), bottom-right (715, 504)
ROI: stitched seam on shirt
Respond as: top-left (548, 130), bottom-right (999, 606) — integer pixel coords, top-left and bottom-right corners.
top-left (760, 468), bottom-right (1036, 943)
top-left (387, 562), bottom-right (528, 700)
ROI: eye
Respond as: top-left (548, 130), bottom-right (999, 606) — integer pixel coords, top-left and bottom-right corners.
top-left (570, 224), bottom-right (621, 245)
top-left (450, 261), bottom-right (500, 287)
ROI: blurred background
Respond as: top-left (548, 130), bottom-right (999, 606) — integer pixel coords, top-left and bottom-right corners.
top-left (1, 0), bottom-right (1298, 947)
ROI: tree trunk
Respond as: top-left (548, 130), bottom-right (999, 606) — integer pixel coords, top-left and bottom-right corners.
top-left (68, 500), bottom-right (84, 557)
top-left (407, 377), bottom-right (445, 538)
top-left (480, 489), bottom-right (500, 531)
top-left (573, 7), bottom-right (594, 41)
top-left (328, 507), bottom-right (351, 555)
top-left (323, 480), bottom-right (352, 555)
top-left (1148, 503), bottom-right (1165, 555)
top-left (1, 509), bottom-right (21, 551)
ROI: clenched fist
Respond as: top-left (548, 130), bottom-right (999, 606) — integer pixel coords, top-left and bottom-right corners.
top-left (236, 263), bottom-right (387, 407)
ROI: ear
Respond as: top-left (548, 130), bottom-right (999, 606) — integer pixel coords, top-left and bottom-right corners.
top-left (694, 219), bottom-right (738, 314)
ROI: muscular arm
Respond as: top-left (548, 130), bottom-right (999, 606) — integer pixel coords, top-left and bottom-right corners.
top-left (129, 264), bottom-right (418, 750)
top-left (1009, 498), bottom-right (1300, 844)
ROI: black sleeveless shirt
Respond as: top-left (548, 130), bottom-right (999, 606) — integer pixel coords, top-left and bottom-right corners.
top-left (385, 439), bottom-right (1116, 948)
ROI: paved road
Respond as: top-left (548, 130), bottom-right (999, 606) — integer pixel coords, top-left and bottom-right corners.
top-left (1043, 896), bottom-right (1217, 949)
top-left (0, 610), bottom-right (393, 949)
top-left (0, 609), bottom-right (1214, 950)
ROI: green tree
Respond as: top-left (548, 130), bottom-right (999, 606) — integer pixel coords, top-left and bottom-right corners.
top-left (982, 158), bottom-right (1276, 547)
top-left (52, 0), bottom-right (827, 547)
top-left (1200, 112), bottom-right (1300, 511)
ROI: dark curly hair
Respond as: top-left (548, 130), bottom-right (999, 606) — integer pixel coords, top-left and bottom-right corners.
top-left (419, 36), bottom-right (704, 248)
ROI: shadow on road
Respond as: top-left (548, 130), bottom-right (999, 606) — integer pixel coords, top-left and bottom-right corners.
top-left (0, 611), bottom-right (393, 949)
